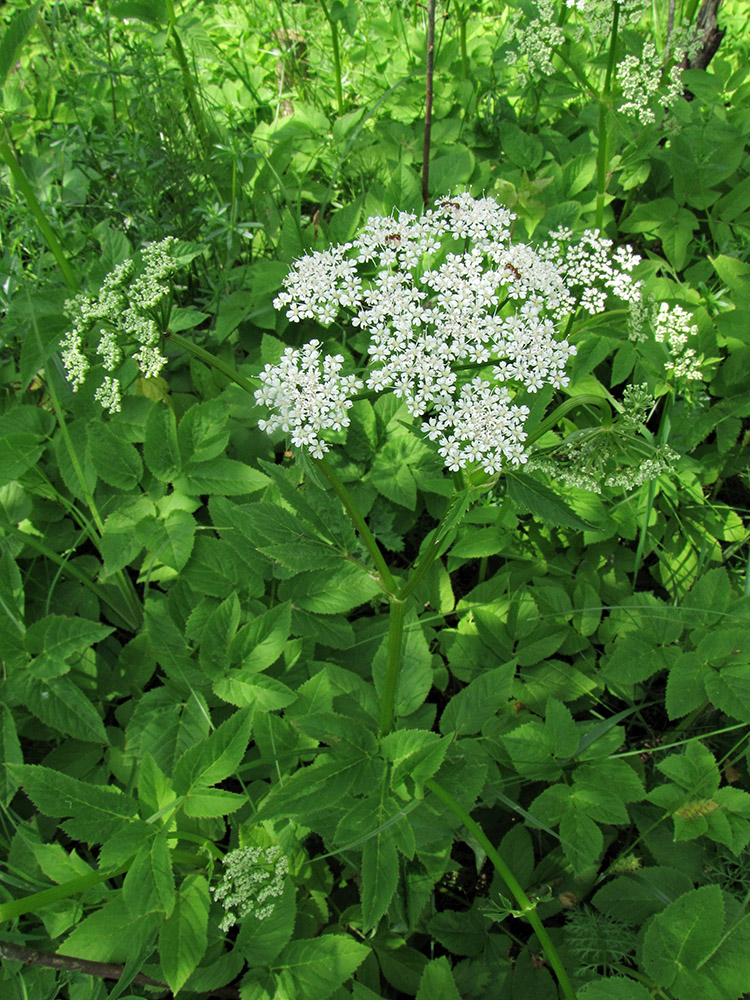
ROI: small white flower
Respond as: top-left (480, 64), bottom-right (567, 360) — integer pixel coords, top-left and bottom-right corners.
top-left (212, 844), bottom-right (288, 932)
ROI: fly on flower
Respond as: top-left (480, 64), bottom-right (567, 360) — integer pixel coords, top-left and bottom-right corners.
top-left (258, 194), bottom-right (642, 477)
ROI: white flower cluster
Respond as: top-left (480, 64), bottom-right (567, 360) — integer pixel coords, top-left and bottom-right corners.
top-left (654, 302), bottom-right (704, 381)
top-left (630, 298), bottom-right (704, 382)
top-left (618, 42), bottom-right (683, 125)
top-left (261, 194), bottom-right (644, 475)
top-left (211, 844), bottom-right (288, 932)
top-left (507, 0), bottom-right (649, 82)
top-left (60, 237), bottom-right (179, 413)
top-left (255, 340), bottom-right (363, 459)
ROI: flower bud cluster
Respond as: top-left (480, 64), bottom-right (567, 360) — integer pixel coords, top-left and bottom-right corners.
top-left (211, 844), bottom-right (289, 931)
top-left (60, 237), bottom-right (180, 413)
top-left (630, 298), bottom-right (704, 383)
top-left (263, 194), bottom-right (643, 475)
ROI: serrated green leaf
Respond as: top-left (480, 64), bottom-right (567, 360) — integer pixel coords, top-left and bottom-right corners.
top-left (175, 457), bottom-right (268, 495)
top-left (275, 936), bottom-right (368, 1000)
top-left (159, 875), bottom-right (210, 995)
top-left (579, 978), bottom-right (653, 1000)
top-left (141, 509), bottom-right (196, 572)
top-left (199, 593), bottom-right (241, 678)
top-left (177, 399), bottom-right (230, 465)
top-left (173, 708), bottom-right (253, 794)
top-left (182, 787), bottom-right (246, 818)
top-left (236, 880), bottom-right (296, 965)
top-left (415, 957), bottom-right (462, 1000)
top-left (123, 830), bottom-right (175, 918)
top-left (88, 422), bottom-right (143, 490)
top-left (559, 806), bottom-right (603, 873)
top-left (279, 562), bottom-right (381, 615)
top-left (144, 404), bottom-right (181, 481)
top-left (362, 827), bottom-right (399, 932)
top-left (0, 1), bottom-right (40, 88)
top-left (382, 730), bottom-right (448, 791)
top-left (23, 675), bottom-right (108, 744)
top-left (643, 885), bottom-right (724, 990)
top-left (0, 704), bottom-right (23, 806)
top-left (213, 672), bottom-right (297, 711)
top-left (59, 896), bottom-right (159, 963)
top-left (440, 663), bottom-right (515, 735)
top-left (9, 764), bottom-right (138, 842)
top-left (25, 614), bottom-right (112, 679)
top-left (506, 471), bottom-right (594, 530)
top-left (230, 602), bottom-right (291, 673)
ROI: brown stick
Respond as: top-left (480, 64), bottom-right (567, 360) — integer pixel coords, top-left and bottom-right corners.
top-left (422, 0), bottom-right (437, 208)
top-left (687, 0), bottom-right (725, 72)
top-left (0, 941), bottom-right (241, 999)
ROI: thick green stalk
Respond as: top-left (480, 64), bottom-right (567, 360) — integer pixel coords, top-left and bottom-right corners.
top-left (0, 136), bottom-right (78, 292)
top-left (426, 779), bottom-right (578, 1000)
top-left (595, 1), bottom-right (620, 230)
top-left (320, 1), bottom-right (344, 115)
top-left (525, 393), bottom-right (613, 447)
top-left (378, 597), bottom-right (407, 737)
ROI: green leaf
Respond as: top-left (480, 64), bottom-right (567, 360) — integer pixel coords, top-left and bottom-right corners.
top-left (24, 614), bottom-right (112, 679)
top-left (159, 874), bottom-right (210, 996)
top-left (593, 866), bottom-right (694, 923)
top-left (440, 663), bottom-right (516, 735)
top-left (381, 730), bottom-right (448, 792)
top-left (101, 498), bottom-right (155, 575)
top-left (0, 704), bottom-right (23, 806)
top-left (642, 885), bottom-right (724, 991)
top-left (175, 457), bottom-right (268, 495)
top-left (0, 1), bottom-right (40, 89)
top-left (144, 404), bottom-right (181, 482)
top-left (177, 399), bottom-right (230, 465)
top-left (579, 979), bottom-right (653, 1000)
top-left (230, 602), bottom-right (291, 672)
top-left (545, 698), bottom-right (578, 757)
top-left (279, 562), bottom-right (381, 615)
top-left (182, 787), bottom-right (246, 817)
top-left (373, 614), bottom-right (433, 718)
top-left (141, 509), bottom-right (196, 572)
top-left (236, 880), bottom-right (296, 965)
top-left (173, 708), bottom-right (253, 795)
top-left (123, 830), bottom-right (175, 918)
top-left (10, 764), bottom-right (138, 842)
top-left (502, 123), bottom-right (544, 170)
top-left (426, 905), bottom-right (489, 957)
top-left (506, 472), bottom-right (594, 530)
top-left (559, 806), bottom-right (603, 874)
top-left (666, 652), bottom-right (709, 719)
top-left (199, 594), bottom-right (241, 678)
top-left (362, 826), bottom-right (399, 932)
top-left (704, 663), bottom-right (750, 723)
top-left (88, 422), bottom-right (143, 490)
top-left (275, 936), bottom-right (369, 1000)
top-left (23, 675), bottom-right (108, 744)
top-left (59, 896), bottom-right (159, 963)
top-left (415, 957), bottom-right (462, 1000)
top-left (656, 741), bottom-right (720, 796)
top-left (213, 671), bottom-right (297, 711)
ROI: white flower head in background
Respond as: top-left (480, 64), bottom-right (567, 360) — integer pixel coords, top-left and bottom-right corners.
top-left (261, 194), bottom-right (643, 475)
top-left (212, 844), bottom-right (289, 932)
top-left (59, 236), bottom-right (180, 413)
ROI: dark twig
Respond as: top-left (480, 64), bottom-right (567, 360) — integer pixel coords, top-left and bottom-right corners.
top-left (422, 0), bottom-right (436, 207)
top-left (0, 941), bottom-right (241, 1000)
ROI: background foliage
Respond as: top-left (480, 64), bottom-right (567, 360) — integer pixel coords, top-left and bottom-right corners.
top-left (2, 1), bottom-right (750, 998)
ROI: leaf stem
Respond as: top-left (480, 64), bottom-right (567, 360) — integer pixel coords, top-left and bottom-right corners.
top-left (595, 0), bottom-right (620, 229)
top-left (166, 330), bottom-right (258, 396)
top-left (425, 779), bottom-right (578, 1000)
top-left (378, 597), bottom-right (407, 737)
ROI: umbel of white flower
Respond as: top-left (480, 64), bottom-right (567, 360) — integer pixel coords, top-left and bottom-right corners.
top-left (211, 844), bottom-right (289, 932)
top-left (59, 237), bottom-right (180, 414)
top-left (258, 193), bottom-right (642, 475)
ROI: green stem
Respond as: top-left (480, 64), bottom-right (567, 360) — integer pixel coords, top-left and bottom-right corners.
top-left (320, 1), bottom-right (344, 115)
top-left (425, 779), bottom-right (578, 1000)
top-left (632, 392), bottom-right (672, 585)
top-left (378, 597), bottom-right (407, 737)
top-left (0, 862), bottom-right (131, 922)
top-left (0, 135), bottom-right (79, 292)
top-left (164, 0), bottom-right (213, 160)
top-left (595, 1), bottom-right (620, 230)
top-left (526, 393), bottom-right (613, 447)
top-left (166, 331), bottom-right (258, 396)
top-left (314, 458), bottom-right (397, 594)
top-left (0, 521), bottom-right (134, 630)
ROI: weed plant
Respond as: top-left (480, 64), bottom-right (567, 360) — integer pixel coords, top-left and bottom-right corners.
top-left (2, 1), bottom-right (750, 999)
